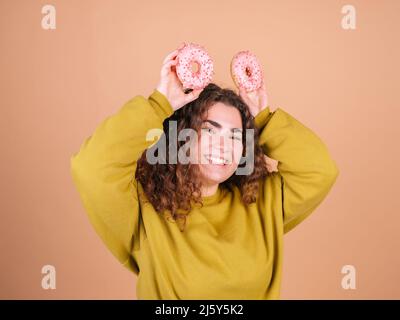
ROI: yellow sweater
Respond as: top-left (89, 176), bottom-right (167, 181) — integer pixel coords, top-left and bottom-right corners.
top-left (70, 89), bottom-right (339, 299)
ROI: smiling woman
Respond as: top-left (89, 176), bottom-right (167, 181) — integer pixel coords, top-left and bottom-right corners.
top-left (70, 46), bottom-right (339, 299)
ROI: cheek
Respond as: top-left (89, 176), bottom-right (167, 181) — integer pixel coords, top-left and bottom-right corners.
top-left (231, 141), bottom-right (243, 165)
top-left (187, 136), bottom-right (207, 163)
top-left (198, 135), bottom-right (211, 158)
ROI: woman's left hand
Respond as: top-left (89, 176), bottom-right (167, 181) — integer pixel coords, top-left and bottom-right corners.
top-left (238, 81), bottom-right (269, 118)
top-left (238, 81), bottom-right (278, 173)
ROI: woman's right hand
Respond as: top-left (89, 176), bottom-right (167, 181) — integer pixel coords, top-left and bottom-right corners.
top-left (156, 44), bottom-right (204, 111)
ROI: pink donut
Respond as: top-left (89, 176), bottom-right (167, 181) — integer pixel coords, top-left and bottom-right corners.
top-left (230, 50), bottom-right (263, 92)
top-left (176, 43), bottom-right (214, 90)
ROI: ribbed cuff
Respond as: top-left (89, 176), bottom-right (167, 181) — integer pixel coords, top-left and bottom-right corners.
top-left (148, 89), bottom-right (175, 119)
top-left (254, 106), bottom-right (271, 129)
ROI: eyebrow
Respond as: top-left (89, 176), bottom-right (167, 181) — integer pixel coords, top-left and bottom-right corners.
top-left (202, 119), bottom-right (243, 133)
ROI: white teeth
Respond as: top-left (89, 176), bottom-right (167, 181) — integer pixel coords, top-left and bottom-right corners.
top-left (206, 156), bottom-right (227, 165)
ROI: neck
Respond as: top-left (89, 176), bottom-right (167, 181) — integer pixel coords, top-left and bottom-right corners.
top-left (201, 183), bottom-right (219, 197)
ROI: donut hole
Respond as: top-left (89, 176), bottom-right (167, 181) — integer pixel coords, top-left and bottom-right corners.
top-left (190, 61), bottom-right (200, 74)
top-left (245, 67), bottom-right (252, 77)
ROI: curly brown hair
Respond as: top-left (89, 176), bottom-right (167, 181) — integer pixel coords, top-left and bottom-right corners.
top-left (135, 83), bottom-right (270, 231)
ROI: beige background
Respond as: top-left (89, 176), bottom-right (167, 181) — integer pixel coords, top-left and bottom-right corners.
top-left (1, 0), bottom-right (399, 299)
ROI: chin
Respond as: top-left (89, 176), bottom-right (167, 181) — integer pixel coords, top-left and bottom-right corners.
top-left (199, 163), bottom-right (237, 184)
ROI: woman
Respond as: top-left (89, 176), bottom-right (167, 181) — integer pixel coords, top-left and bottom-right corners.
top-left (70, 47), bottom-right (339, 299)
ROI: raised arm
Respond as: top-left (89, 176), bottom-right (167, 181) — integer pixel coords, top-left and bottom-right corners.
top-left (70, 45), bottom-right (203, 274)
top-left (254, 106), bottom-right (339, 233)
top-left (70, 90), bottom-right (174, 273)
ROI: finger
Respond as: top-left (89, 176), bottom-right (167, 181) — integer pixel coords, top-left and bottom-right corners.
top-left (238, 86), bottom-right (246, 97)
top-left (178, 42), bottom-right (186, 50)
top-left (259, 82), bottom-right (268, 104)
top-left (239, 87), bottom-right (250, 104)
top-left (261, 81), bottom-right (267, 90)
top-left (162, 43), bottom-right (186, 65)
top-left (163, 59), bottom-right (177, 68)
top-left (161, 59), bottom-right (178, 77)
top-left (162, 49), bottom-right (180, 65)
top-left (239, 93), bottom-right (249, 105)
top-left (239, 85), bottom-right (254, 96)
top-left (163, 57), bottom-right (178, 69)
top-left (260, 81), bottom-right (267, 94)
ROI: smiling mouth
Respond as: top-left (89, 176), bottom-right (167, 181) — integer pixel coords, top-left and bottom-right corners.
top-left (204, 155), bottom-right (229, 165)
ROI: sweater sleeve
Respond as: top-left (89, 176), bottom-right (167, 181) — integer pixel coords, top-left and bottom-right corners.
top-left (254, 106), bottom-right (339, 234)
top-left (70, 89), bottom-right (174, 274)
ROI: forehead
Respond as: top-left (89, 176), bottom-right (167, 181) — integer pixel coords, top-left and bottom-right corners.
top-left (203, 102), bottom-right (242, 127)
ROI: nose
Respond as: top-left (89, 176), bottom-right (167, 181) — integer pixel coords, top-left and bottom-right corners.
top-left (210, 134), bottom-right (233, 158)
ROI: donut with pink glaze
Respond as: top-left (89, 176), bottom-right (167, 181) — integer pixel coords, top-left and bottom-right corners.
top-left (231, 50), bottom-right (263, 92)
top-left (176, 43), bottom-right (214, 90)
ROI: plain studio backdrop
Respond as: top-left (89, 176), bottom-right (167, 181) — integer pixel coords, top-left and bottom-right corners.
top-left (0, 0), bottom-right (399, 299)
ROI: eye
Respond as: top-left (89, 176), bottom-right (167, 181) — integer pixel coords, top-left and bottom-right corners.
top-left (231, 130), bottom-right (242, 141)
top-left (230, 135), bottom-right (242, 141)
top-left (201, 127), bottom-right (215, 135)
